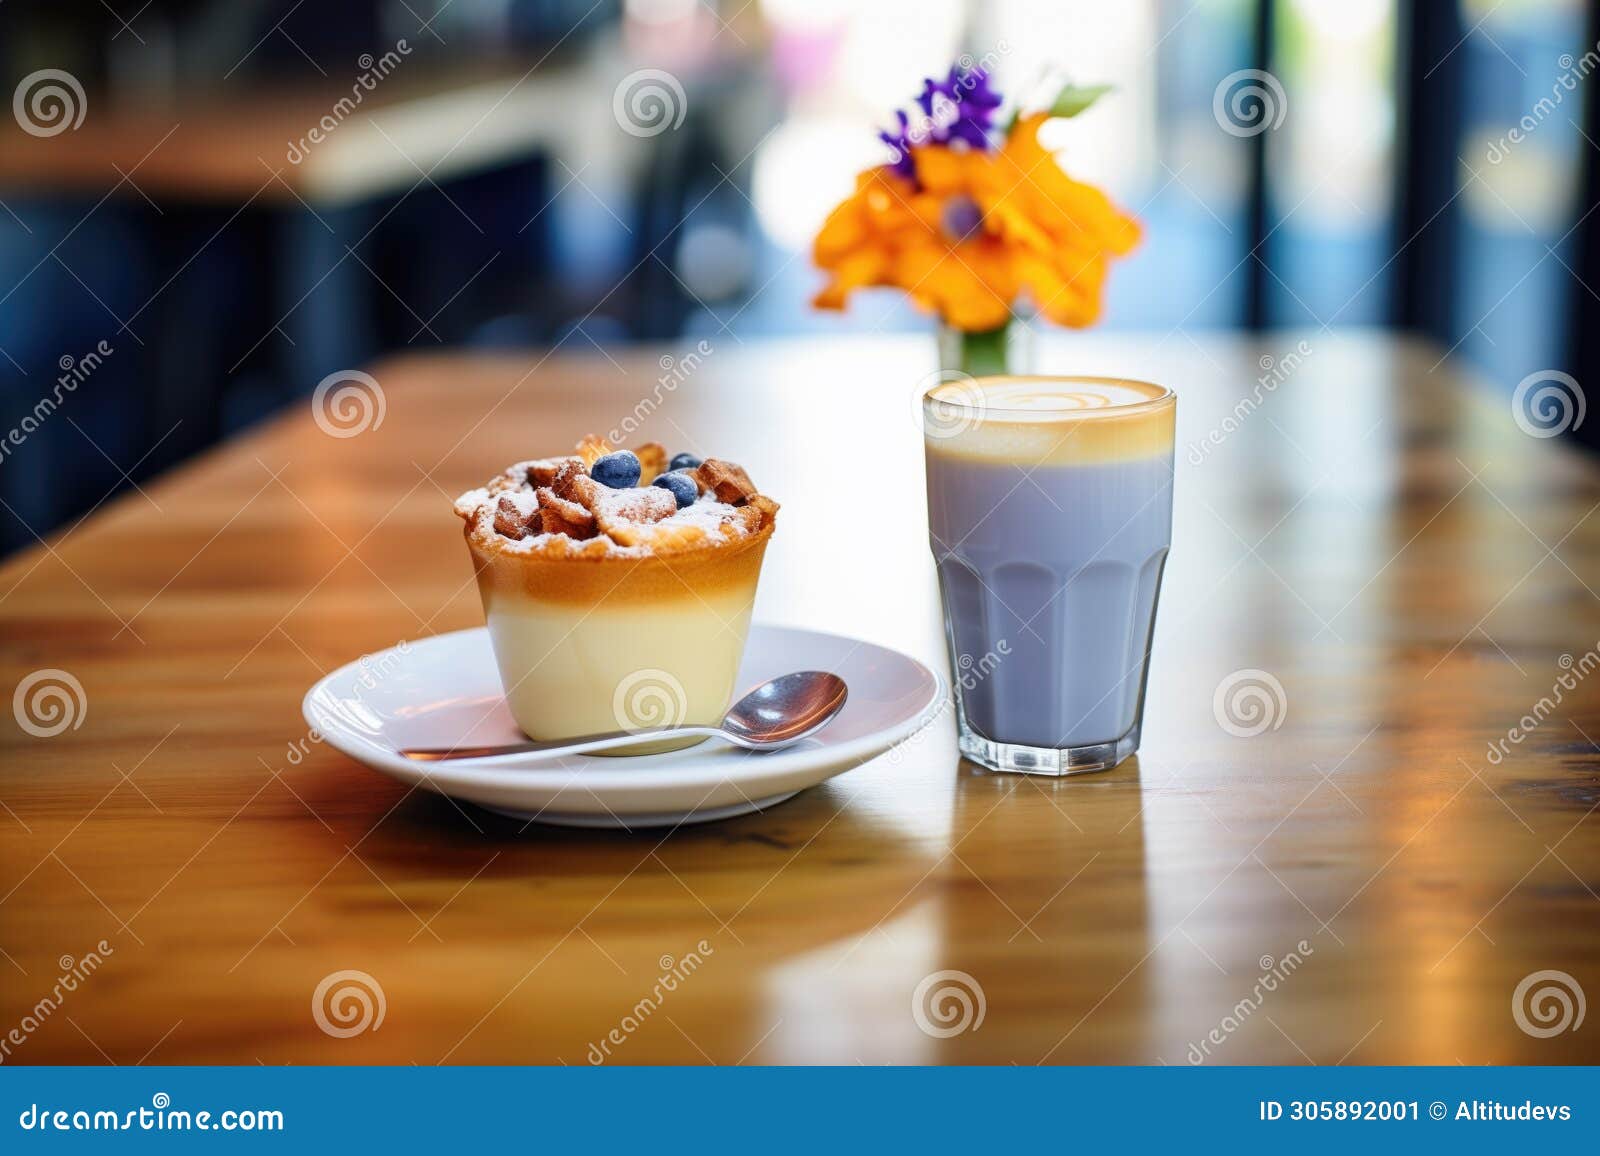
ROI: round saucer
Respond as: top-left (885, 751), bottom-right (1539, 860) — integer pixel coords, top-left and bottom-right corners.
top-left (302, 624), bottom-right (943, 829)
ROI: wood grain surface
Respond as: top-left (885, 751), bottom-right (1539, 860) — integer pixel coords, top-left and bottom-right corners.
top-left (2, 332), bottom-right (1597, 1065)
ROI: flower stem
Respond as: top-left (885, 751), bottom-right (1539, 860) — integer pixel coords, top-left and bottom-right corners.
top-left (955, 324), bottom-right (1012, 377)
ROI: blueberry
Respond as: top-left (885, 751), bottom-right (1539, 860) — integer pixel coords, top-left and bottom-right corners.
top-left (669, 452), bottom-right (702, 471)
top-left (652, 471), bottom-right (697, 509)
top-left (591, 451), bottom-right (641, 489)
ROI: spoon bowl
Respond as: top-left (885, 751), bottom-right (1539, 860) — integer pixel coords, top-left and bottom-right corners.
top-left (401, 670), bottom-right (849, 763)
top-left (721, 670), bottom-right (849, 745)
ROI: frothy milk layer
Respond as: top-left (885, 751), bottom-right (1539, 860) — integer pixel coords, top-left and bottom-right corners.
top-left (925, 376), bottom-right (1174, 466)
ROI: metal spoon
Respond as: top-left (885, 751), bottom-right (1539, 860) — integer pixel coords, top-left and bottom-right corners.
top-left (400, 671), bottom-right (848, 763)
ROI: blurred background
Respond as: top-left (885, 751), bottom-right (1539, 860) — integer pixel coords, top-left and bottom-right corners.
top-left (1, 0), bottom-right (1597, 553)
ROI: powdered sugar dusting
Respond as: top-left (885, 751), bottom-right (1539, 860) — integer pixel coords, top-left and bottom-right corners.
top-left (592, 484), bottom-right (676, 526)
top-left (500, 489), bottom-right (538, 518)
top-left (674, 496), bottom-right (743, 532)
top-left (454, 439), bottom-right (777, 559)
top-left (453, 487), bottom-right (491, 519)
top-left (457, 487), bottom-right (759, 558)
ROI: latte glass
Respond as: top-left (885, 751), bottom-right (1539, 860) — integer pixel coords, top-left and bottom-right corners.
top-left (923, 376), bottom-right (1175, 775)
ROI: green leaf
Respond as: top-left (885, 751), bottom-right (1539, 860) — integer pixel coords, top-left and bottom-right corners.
top-left (1048, 83), bottom-right (1114, 119)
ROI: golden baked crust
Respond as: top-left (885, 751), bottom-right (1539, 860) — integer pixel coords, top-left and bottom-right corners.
top-left (454, 436), bottom-right (778, 562)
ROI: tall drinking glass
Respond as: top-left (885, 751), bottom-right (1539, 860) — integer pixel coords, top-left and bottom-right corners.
top-left (923, 376), bottom-right (1176, 775)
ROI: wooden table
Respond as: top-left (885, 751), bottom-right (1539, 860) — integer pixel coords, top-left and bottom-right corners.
top-left (2, 332), bottom-right (1597, 1065)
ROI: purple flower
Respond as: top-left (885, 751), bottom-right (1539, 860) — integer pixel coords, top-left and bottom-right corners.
top-left (878, 109), bottom-right (917, 180)
top-left (916, 64), bottom-right (1004, 151)
top-left (879, 61), bottom-right (1005, 185)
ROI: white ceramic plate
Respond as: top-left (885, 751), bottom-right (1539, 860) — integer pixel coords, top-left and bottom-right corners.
top-left (303, 624), bottom-right (943, 829)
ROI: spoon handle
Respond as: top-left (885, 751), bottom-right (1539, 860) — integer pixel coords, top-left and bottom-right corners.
top-left (400, 726), bottom-right (725, 763)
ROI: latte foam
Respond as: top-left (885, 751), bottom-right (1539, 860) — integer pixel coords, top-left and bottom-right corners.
top-left (923, 376), bottom-right (1175, 466)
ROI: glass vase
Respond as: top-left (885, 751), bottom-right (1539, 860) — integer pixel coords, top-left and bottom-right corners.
top-left (937, 319), bottom-right (1032, 377)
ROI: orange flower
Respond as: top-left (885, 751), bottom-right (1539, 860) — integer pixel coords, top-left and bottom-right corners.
top-left (812, 114), bottom-right (1141, 331)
